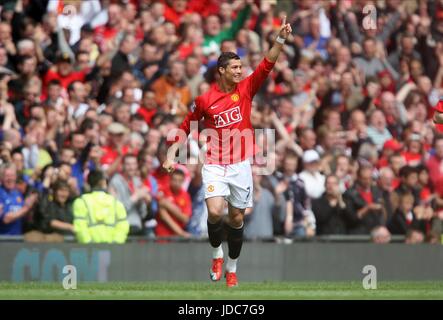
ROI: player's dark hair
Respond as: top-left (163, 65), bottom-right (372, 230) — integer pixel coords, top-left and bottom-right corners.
top-left (217, 52), bottom-right (240, 74)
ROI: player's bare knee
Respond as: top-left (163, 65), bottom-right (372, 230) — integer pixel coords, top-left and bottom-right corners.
top-left (228, 213), bottom-right (244, 228)
top-left (207, 206), bottom-right (224, 223)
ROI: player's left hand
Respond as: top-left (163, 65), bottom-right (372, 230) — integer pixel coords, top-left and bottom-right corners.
top-left (278, 15), bottom-right (292, 40)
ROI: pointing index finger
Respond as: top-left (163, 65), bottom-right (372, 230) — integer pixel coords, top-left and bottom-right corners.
top-left (282, 15), bottom-right (286, 27)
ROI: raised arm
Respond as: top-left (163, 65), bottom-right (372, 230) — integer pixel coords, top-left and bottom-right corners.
top-left (245, 16), bottom-right (293, 98)
top-left (265, 16), bottom-right (293, 63)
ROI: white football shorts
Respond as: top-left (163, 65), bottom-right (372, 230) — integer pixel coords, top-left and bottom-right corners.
top-left (202, 159), bottom-right (253, 209)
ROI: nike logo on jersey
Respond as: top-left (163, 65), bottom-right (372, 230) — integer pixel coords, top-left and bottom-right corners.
top-left (210, 105), bottom-right (220, 110)
top-left (213, 106), bottom-right (242, 128)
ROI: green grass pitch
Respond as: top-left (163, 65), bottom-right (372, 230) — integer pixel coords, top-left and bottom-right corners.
top-left (0, 281), bottom-right (443, 299)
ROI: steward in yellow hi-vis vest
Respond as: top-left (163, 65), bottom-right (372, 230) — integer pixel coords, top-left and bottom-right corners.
top-left (73, 170), bottom-right (129, 244)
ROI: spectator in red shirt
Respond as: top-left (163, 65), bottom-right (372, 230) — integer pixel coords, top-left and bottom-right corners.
top-left (416, 164), bottom-right (433, 203)
top-left (94, 3), bottom-right (122, 52)
top-left (378, 139), bottom-right (403, 169)
top-left (163, 0), bottom-right (191, 28)
top-left (401, 133), bottom-right (424, 167)
top-left (43, 53), bottom-right (85, 95)
top-left (388, 152), bottom-right (406, 189)
top-left (178, 25), bottom-right (204, 61)
top-left (137, 90), bottom-right (158, 127)
top-left (152, 142), bottom-right (171, 186)
top-left (343, 166), bottom-right (386, 234)
top-left (100, 122), bottom-right (130, 175)
top-left (187, 0), bottom-right (219, 18)
top-left (156, 169), bottom-right (192, 238)
top-left (426, 135), bottom-right (443, 189)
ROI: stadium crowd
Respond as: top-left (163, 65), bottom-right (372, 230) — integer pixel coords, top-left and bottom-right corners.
top-left (1, 0), bottom-right (443, 244)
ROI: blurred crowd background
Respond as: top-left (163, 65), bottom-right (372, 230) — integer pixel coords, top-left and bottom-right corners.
top-left (1, 0), bottom-right (443, 244)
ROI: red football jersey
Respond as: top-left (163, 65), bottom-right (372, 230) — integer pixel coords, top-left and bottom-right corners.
top-left (179, 57), bottom-right (275, 164)
top-left (433, 99), bottom-right (443, 132)
top-left (155, 187), bottom-right (192, 237)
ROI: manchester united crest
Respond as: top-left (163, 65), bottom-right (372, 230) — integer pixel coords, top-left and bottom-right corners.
top-left (231, 93), bottom-right (239, 102)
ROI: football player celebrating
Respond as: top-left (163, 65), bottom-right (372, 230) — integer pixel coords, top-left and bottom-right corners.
top-left (163, 16), bottom-right (292, 287)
